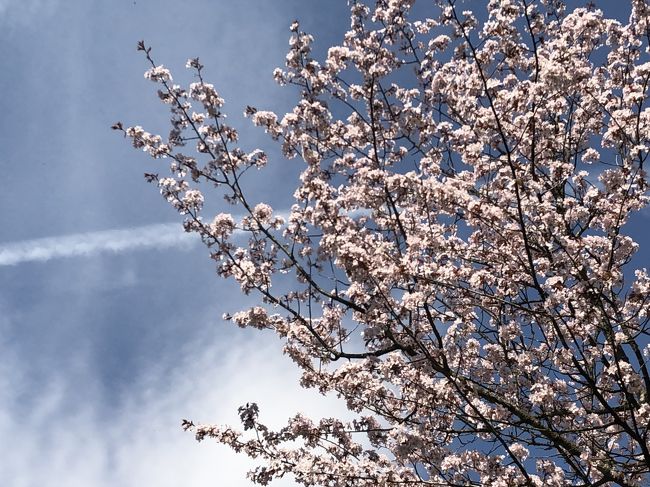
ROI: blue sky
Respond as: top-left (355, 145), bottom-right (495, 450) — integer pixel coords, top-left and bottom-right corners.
top-left (0, 1), bottom-right (349, 486)
top-left (0, 1), bottom-right (647, 486)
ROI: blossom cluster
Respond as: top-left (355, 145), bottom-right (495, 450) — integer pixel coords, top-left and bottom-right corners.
top-left (121, 1), bottom-right (650, 485)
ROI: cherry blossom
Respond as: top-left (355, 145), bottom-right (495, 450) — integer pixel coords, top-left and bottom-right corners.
top-left (119, 1), bottom-right (650, 485)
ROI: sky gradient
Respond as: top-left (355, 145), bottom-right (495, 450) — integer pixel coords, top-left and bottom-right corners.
top-left (0, 1), bottom-right (349, 485)
top-left (1, 1), bottom-right (648, 486)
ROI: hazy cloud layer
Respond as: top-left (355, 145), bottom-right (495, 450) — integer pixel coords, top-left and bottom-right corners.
top-left (0, 327), bottom-right (346, 487)
top-left (0, 0), bottom-right (56, 26)
top-left (0, 1), bottom-right (353, 486)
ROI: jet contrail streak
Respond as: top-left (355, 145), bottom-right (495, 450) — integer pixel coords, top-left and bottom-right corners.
top-left (0, 223), bottom-right (197, 266)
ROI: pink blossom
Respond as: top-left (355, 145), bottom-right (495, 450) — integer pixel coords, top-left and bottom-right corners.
top-left (121, 4), bottom-right (650, 485)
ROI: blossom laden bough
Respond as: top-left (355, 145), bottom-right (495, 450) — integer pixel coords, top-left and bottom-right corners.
top-left (119, 1), bottom-right (650, 485)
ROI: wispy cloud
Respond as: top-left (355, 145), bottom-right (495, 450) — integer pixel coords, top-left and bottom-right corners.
top-left (0, 327), bottom-right (349, 487)
top-left (0, 223), bottom-right (196, 266)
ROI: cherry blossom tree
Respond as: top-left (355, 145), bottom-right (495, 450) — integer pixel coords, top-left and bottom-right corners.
top-left (116, 0), bottom-right (650, 485)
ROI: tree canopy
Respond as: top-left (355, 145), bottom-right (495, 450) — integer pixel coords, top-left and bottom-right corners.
top-left (118, 1), bottom-right (650, 485)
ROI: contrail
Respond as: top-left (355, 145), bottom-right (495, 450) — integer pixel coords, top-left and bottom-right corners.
top-left (0, 223), bottom-right (197, 266)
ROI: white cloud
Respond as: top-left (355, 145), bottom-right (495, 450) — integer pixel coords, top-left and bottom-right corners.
top-left (0, 223), bottom-right (196, 266)
top-left (0, 328), bottom-right (348, 487)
